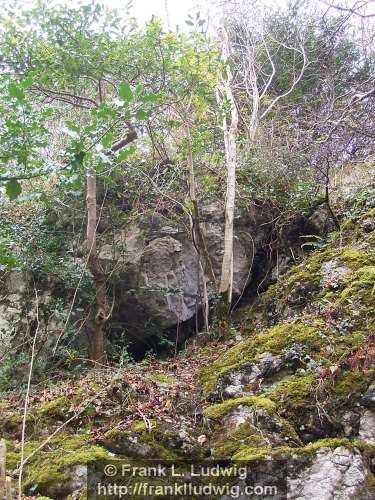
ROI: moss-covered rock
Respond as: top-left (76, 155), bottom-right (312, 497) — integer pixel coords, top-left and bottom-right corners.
top-left (210, 423), bottom-right (266, 459)
top-left (203, 396), bottom-right (276, 420)
top-left (334, 370), bottom-right (375, 398)
top-left (6, 433), bottom-right (109, 498)
top-left (205, 397), bottom-right (303, 459)
top-left (269, 373), bottom-right (315, 411)
top-left (199, 196), bottom-right (375, 462)
top-left (232, 437), bottom-right (374, 462)
top-left (101, 424), bottom-right (198, 461)
top-left (200, 323), bottom-right (319, 396)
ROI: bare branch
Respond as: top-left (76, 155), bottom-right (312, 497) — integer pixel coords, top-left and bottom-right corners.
top-left (260, 35), bottom-right (308, 119)
top-left (111, 129), bottom-right (138, 152)
top-left (319, 0), bottom-right (375, 18)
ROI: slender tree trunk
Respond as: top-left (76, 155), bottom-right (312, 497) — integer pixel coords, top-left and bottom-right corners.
top-left (185, 123), bottom-right (214, 331)
top-left (325, 176), bottom-right (340, 230)
top-left (185, 123), bottom-right (217, 289)
top-left (86, 167), bottom-right (109, 363)
top-left (247, 47), bottom-right (259, 142)
top-left (218, 23), bottom-right (239, 307)
top-left (85, 128), bottom-right (137, 363)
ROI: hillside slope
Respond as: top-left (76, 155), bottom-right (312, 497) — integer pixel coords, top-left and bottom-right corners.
top-left (1, 190), bottom-right (375, 498)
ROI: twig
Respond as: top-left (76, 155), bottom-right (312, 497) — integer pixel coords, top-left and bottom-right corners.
top-left (18, 287), bottom-right (40, 499)
top-left (0, 439), bottom-right (7, 498)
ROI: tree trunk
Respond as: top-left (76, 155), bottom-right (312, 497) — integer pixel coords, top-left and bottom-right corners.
top-left (185, 123), bottom-right (214, 331)
top-left (185, 123), bottom-right (217, 289)
top-left (247, 46), bottom-right (259, 142)
top-left (85, 129), bottom-right (137, 363)
top-left (218, 23), bottom-right (239, 307)
top-left (86, 167), bottom-right (109, 364)
top-left (325, 178), bottom-right (340, 230)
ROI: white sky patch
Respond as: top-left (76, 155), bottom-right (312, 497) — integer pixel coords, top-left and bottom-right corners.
top-left (19, 0), bottom-right (201, 29)
top-left (129, 0), bottom-right (198, 28)
top-left (14, 0), bottom-right (374, 35)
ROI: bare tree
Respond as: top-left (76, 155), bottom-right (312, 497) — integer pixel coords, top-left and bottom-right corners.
top-left (232, 2), bottom-right (307, 144)
top-left (216, 0), bottom-right (307, 310)
top-left (217, 19), bottom-right (239, 306)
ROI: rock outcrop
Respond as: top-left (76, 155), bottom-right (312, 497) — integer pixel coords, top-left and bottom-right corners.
top-left (99, 202), bottom-right (318, 340)
top-left (288, 446), bottom-right (372, 500)
top-left (0, 201), bottom-right (320, 367)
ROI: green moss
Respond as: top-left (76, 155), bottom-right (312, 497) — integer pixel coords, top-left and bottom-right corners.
top-left (38, 397), bottom-right (69, 418)
top-left (280, 418), bottom-right (302, 445)
top-left (132, 420), bottom-right (148, 432)
top-left (340, 248), bottom-right (375, 270)
top-left (8, 433), bottom-right (109, 496)
top-left (132, 419), bottom-right (158, 432)
top-left (5, 439), bottom-right (39, 470)
top-left (73, 387), bottom-right (86, 399)
top-left (339, 266), bottom-right (375, 305)
top-left (144, 373), bottom-right (178, 385)
top-left (297, 437), bottom-right (354, 454)
top-left (211, 423), bottom-right (265, 458)
top-left (203, 396), bottom-right (276, 420)
top-left (330, 331), bottom-right (368, 360)
top-left (232, 437), bottom-right (371, 462)
top-left (0, 413), bottom-right (25, 433)
top-left (359, 207), bottom-right (375, 220)
top-left (232, 445), bottom-right (272, 462)
top-left (200, 323), bottom-right (319, 396)
top-left (341, 219), bottom-right (357, 231)
top-left (335, 370), bottom-right (374, 397)
top-left (270, 373), bottom-right (315, 411)
top-left (103, 428), bottom-right (123, 441)
top-left (284, 265), bottom-right (321, 290)
top-left (258, 260), bottom-right (321, 312)
top-left (59, 443), bottom-right (108, 468)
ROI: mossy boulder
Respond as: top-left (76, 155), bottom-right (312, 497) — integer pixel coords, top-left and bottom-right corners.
top-left (7, 433), bottom-right (109, 498)
top-left (203, 396), bottom-right (276, 420)
top-left (204, 395), bottom-right (302, 459)
top-left (101, 423), bottom-right (201, 460)
top-left (269, 373), bottom-right (315, 412)
top-left (200, 323), bottom-right (320, 397)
